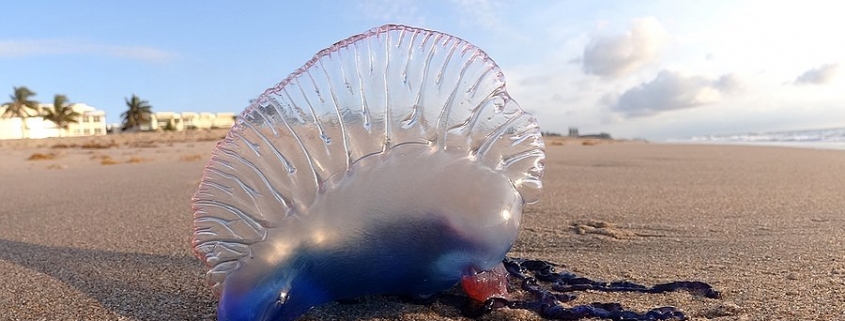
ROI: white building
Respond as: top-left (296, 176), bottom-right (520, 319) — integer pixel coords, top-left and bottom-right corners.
top-left (0, 103), bottom-right (107, 140)
top-left (142, 111), bottom-right (237, 131)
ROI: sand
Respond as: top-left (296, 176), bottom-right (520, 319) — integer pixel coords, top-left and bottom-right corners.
top-left (0, 133), bottom-right (843, 321)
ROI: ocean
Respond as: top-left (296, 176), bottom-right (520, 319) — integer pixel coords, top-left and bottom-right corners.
top-left (673, 127), bottom-right (845, 151)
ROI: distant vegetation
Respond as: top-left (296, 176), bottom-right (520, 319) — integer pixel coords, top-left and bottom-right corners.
top-left (43, 94), bottom-right (81, 135)
top-left (2, 87), bottom-right (39, 118)
top-left (2, 87), bottom-right (40, 135)
top-left (579, 132), bottom-right (613, 140)
top-left (542, 129), bottom-right (613, 140)
top-left (1, 86), bottom-right (158, 136)
top-left (2, 86), bottom-right (82, 136)
top-left (120, 94), bottom-right (153, 131)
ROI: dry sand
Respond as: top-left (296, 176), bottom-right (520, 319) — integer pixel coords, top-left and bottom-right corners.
top-left (0, 133), bottom-right (843, 321)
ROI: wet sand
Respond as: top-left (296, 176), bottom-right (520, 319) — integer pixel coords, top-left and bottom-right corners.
top-left (1, 133), bottom-right (843, 321)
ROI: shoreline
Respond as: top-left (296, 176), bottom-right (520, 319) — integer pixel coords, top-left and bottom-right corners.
top-left (662, 140), bottom-right (845, 151)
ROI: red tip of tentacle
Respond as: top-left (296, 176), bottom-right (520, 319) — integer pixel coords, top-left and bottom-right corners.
top-left (460, 263), bottom-right (510, 302)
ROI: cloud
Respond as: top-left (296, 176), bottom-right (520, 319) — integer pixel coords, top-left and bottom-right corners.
top-left (449, 0), bottom-right (499, 28)
top-left (0, 40), bottom-right (176, 62)
top-left (713, 73), bottom-right (744, 94)
top-left (582, 17), bottom-right (668, 78)
top-left (794, 63), bottom-right (839, 85)
top-left (356, 0), bottom-right (426, 26)
top-left (607, 70), bottom-right (742, 118)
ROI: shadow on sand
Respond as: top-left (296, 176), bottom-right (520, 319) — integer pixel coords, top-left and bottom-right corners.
top-left (0, 238), bottom-right (216, 320)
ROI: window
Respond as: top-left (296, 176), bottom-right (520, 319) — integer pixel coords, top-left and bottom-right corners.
top-left (93, 116), bottom-right (101, 122)
top-left (94, 128), bottom-right (102, 134)
top-left (83, 128), bottom-right (90, 135)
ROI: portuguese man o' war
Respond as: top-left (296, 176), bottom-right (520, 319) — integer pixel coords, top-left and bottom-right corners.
top-left (191, 24), bottom-right (545, 321)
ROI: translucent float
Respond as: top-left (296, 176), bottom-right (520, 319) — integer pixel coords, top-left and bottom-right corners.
top-left (191, 24), bottom-right (544, 321)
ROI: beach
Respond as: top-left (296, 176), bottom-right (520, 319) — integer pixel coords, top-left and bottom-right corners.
top-left (1, 133), bottom-right (843, 321)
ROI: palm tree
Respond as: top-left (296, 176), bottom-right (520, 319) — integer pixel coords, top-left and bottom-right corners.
top-left (121, 94), bottom-right (152, 131)
top-left (2, 86), bottom-right (39, 138)
top-left (43, 94), bottom-right (81, 137)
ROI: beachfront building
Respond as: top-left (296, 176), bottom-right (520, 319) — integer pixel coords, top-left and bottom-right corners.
top-left (141, 111), bottom-right (237, 131)
top-left (145, 111), bottom-right (184, 131)
top-left (0, 103), bottom-right (107, 140)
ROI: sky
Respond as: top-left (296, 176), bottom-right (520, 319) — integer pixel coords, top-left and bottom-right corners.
top-left (2, 1), bottom-right (843, 140)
